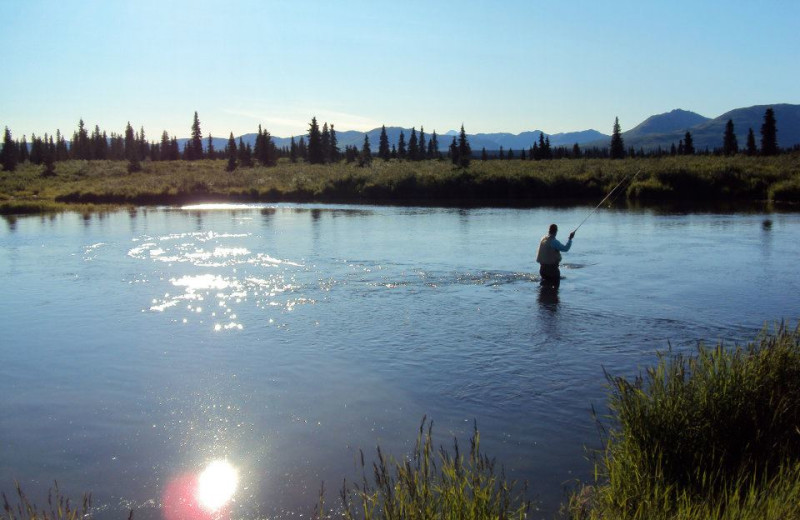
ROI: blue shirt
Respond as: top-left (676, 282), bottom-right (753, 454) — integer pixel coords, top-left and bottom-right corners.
top-left (550, 237), bottom-right (572, 252)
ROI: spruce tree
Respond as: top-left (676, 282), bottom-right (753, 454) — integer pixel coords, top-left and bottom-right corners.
top-left (683, 131), bottom-right (695, 155)
top-left (207, 135), bottom-right (215, 159)
top-left (124, 122), bottom-right (136, 161)
top-left (378, 125), bottom-right (390, 160)
top-left (358, 134), bottom-right (372, 167)
top-left (225, 132), bottom-right (237, 171)
top-left (19, 135), bottom-right (29, 163)
top-left (307, 117), bottom-right (324, 164)
top-left (1, 127), bottom-right (17, 172)
top-left (457, 124), bottom-right (471, 168)
top-left (56, 130), bottom-right (69, 161)
top-left (498, 146), bottom-right (505, 160)
top-left (572, 143), bottom-right (581, 158)
top-left (760, 108), bottom-right (778, 156)
top-left (189, 111), bottom-right (203, 160)
top-left (481, 147), bottom-right (488, 161)
top-left (508, 148), bottom-right (515, 160)
top-left (321, 122), bottom-right (331, 163)
top-left (75, 119), bottom-right (89, 160)
top-left (429, 131), bottom-right (439, 160)
top-left (746, 128), bottom-right (757, 156)
top-left (419, 127), bottom-right (427, 160)
top-left (329, 124), bottom-right (339, 162)
top-left (297, 136), bottom-right (308, 161)
top-left (397, 131), bottom-right (406, 159)
top-left (449, 136), bottom-right (458, 164)
top-left (29, 134), bottom-right (43, 165)
top-left (610, 117), bottom-right (625, 159)
top-left (408, 127), bottom-right (419, 161)
top-left (723, 119), bottom-right (738, 156)
top-left (289, 136), bottom-right (298, 163)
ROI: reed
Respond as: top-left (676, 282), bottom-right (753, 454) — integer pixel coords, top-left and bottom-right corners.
top-left (1, 155), bottom-right (798, 211)
top-left (328, 418), bottom-right (530, 520)
top-left (568, 323), bottom-right (800, 520)
top-left (1, 482), bottom-right (93, 520)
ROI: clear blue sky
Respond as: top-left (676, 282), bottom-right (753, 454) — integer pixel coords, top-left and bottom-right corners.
top-left (2, 0), bottom-right (799, 141)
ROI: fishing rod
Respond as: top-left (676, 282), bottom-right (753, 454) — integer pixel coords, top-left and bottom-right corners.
top-left (571, 169), bottom-right (641, 235)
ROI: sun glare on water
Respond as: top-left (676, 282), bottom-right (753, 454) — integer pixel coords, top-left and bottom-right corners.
top-left (197, 460), bottom-right (239, 512)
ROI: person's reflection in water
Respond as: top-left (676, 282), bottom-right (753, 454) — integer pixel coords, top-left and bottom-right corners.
top-left (538, 283), bottom-right (560, 311)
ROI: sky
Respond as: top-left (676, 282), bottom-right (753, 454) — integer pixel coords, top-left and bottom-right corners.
top-left (1, 0), bottom-right (799, 141)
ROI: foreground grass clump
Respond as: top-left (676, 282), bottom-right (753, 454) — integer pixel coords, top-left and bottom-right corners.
top-left (2, 482), bottom-right (92, 520)
top-left (568, 323), bottom-right (800, 520)
top-left (326, 418), bottom-right (529, 520)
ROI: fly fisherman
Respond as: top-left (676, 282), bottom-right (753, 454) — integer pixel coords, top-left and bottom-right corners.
top-left (536, 224), bottom-right (574, 286)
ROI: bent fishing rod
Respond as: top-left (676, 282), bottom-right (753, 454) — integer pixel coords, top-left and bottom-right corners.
top-left (571, 169), bottom-right (641, 235)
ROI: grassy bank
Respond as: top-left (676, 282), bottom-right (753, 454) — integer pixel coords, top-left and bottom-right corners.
top-left (5, 325), bottom-right (799, 519)
top-left (1, 155), bottom-right (798, 213)
top-left (568, 323), bottom-right (800, 520)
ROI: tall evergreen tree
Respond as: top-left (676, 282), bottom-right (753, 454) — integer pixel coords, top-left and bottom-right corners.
top-left (329, 124), bottom-right (340, 162)
top-left (498, 146), bottom-right (505, 160)
top-left (457, 124), bottom-right (471, 168)
top-left (19, 135), bottom-right (29, 163)
top-left (723, 119), bottom-right (738, 156)
top-left (225, 132), bottom-right (237, 171)
top-left (683, 131), bottom-right (695, 155)
top-left (419, 127), bottom-right (427, 160)
top-left (1, 127), bottom-right (17, 171)
top-left (378, 125), bottom-right (390, 161)
top-left (207, 135), bottom-right (215, 159)
top-left (358, 134), bottom-right (372, 167)
top-left (572, 143), bottom-right (581, 158)
top-left (449, 136), bottom-right (458, 164)
top-left (289, 136), bottom-right (298, 163)
top-left (760, 107), bottom-right (778, 156)
top-left (55, 130), bottom-right (69, 161)
top-left (746, 128), bottom-right (758, 156)
top-left (429, 131), bottom-right (439, 160)
top-left (307, 117), bottom-right (324, 164)
top-left (124, 122), bottom-right (136, 161)
top-left (189, 111), bottom-right (203, 160)
top-left (481, 147), bottom-right (488, 161)
top-left (159, 131), bottom-right (171, 161)
top-left (408, 127), bottom-right (419, 160)
top-left (397, 131), bottom-right (407, 159)
top-left (297, 136), bottom-right (308, 161)
top-left (321, 122), bottom-right (331, 163)
top-left (610, 117), bottom-right (625, 159)
top-left (29, 134), bottom-right (44, 165)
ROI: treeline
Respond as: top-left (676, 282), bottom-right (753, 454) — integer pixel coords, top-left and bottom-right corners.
top-left (0, 107), bottom-right (793, 175)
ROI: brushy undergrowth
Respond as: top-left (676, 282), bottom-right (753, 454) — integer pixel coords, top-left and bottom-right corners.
top-left (568, 323), bottom-right (800, 520)
top-left (1, 155), bottom-right (798, 212)
top-left (321, 418), bottom-right (530, 520)
top-left (1, 482), bottom-right (93, 520)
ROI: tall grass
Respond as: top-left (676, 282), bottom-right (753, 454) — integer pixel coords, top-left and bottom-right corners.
top-left (1, 155), bottom-right (798, 211)
top-left (328, 418), bottom-right (530, 520)
top-left (1, 482), bottom-right (93, 520)
top-left (568, 323), bottom-right (800, 520)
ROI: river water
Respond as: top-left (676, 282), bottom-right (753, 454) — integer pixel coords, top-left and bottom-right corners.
top-left (1, 203), bottom-right (799, 519)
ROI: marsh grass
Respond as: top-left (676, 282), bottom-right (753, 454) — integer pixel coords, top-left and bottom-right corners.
top-left (325, 418), bottom-right (530, 520)
top-left (2, 482), bottom-right (93, 520)
top-left (568, 323), bottom-right (800, 520)
top-left (1, 155), bottom-right (797, 212)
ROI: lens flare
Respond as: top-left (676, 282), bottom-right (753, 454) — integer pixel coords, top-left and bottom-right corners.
top-left (196, 460), bottom-right (238, 512)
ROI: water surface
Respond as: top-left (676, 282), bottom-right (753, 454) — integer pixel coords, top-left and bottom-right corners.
top-left (1, 204), bottom-right (798, 519)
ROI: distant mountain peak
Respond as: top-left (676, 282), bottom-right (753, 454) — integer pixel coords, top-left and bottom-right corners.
top-left (627, 109), bottom-right (710, 137)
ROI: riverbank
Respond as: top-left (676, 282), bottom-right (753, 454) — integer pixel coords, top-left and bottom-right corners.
top-left (1, 155), bottom-right (798, 214)
top-left (4, 325), bottom-right (798, 520)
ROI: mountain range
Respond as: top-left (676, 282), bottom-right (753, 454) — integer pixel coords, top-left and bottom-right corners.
top-left (189, 103), bottom-right (800, 154)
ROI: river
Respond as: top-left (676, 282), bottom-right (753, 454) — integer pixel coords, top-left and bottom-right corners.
top-left (1, 203), bottom-right (798, 519)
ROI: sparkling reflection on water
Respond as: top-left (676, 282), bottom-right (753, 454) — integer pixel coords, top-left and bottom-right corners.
top-left (1, 203), bottom-right (799, 520)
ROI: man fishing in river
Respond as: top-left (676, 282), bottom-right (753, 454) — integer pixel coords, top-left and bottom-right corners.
top-left (536, 224), bottom-right (575, 286)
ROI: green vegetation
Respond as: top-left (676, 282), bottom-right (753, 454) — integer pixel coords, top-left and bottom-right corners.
top-left (2, 482), bottom-right (93, 520)
top-left (568, 323), bottom-right (800, 520)
top-left (4, 326), bottom-right (800, 519)
top-left (0, 155), bottom-right (797, 214)
top-left (322, 418), bottom-right (529, 520)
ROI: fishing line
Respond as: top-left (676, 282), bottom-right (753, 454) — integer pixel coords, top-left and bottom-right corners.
top-left (572, 169), bottom-right (641, 234)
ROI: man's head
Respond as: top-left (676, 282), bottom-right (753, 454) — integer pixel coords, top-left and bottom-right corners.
top-left (549, 223), bottom-right (558, 236)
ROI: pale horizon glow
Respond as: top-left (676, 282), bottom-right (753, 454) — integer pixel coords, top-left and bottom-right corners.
top-left (1, 1), bottom-right (798, 140)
